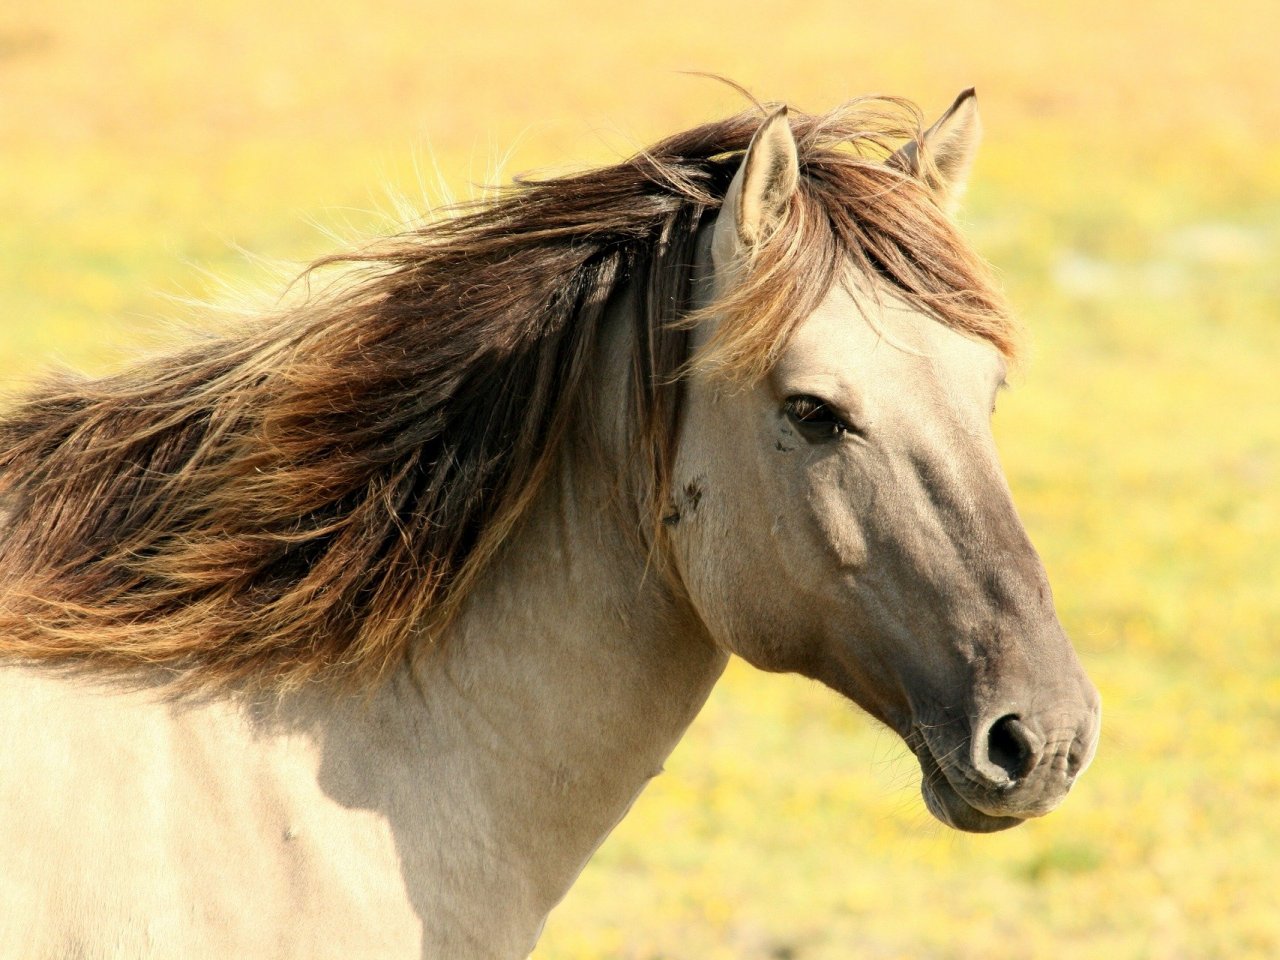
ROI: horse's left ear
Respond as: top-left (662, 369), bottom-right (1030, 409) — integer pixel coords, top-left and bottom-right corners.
top-left (888, 88), bottom-right (982, 213)
top-left (714, 107), bottom-right (800, 265)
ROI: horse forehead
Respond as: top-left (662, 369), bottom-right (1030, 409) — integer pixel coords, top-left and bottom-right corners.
top-left (782, 283), bottom-right (1002, 388)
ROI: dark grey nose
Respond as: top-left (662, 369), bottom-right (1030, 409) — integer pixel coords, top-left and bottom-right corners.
top-left (973, 714), bottom-right (1043, 785)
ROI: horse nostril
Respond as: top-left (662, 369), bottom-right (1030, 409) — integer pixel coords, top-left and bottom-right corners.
top-left (986, 714), bottom-right (1038, 782)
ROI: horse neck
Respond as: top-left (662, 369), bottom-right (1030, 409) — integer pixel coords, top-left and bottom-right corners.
top-left (377, 290), bottom-right (727, 953)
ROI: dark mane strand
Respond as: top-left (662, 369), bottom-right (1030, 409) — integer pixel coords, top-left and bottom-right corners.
top-left (0, 97), bottom-right (1017, 690)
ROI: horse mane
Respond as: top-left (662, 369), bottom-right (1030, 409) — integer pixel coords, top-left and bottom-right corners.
top-left (0, 96), bottom-right (1017, 691)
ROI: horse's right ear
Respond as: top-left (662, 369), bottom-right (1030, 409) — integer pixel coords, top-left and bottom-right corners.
top-left (714, 107), bottom-right (800, 265)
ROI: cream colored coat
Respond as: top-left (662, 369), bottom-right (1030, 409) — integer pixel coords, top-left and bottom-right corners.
top-left (0, 96), bottom-right (1099, 959)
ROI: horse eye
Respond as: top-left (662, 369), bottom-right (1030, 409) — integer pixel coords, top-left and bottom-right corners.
top-left (783, 395), bottom-right (851, 441)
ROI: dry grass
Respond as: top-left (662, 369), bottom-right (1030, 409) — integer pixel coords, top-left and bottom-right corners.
top-left (2, 1), bottom-right (1278, 956)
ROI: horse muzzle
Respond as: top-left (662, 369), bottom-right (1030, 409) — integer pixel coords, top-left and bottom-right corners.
top-left (908, 688), bottom-right (1102, 833)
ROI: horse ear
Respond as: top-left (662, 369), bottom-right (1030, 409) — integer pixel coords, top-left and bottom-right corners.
top-left (888, 88), bottom-right (982, 213)
top-left (715, 107), bottom-right (800, 261)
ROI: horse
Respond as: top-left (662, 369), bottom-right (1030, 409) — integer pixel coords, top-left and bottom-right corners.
top-left (0, 89), bottom-right (1100, 958)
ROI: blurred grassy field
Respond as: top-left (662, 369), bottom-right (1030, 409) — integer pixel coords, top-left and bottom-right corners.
top-left (3, 2), bottom-right (1278, 957)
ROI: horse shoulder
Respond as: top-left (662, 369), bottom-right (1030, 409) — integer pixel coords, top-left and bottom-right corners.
top-left (0, 665), bottom-right (423, 958)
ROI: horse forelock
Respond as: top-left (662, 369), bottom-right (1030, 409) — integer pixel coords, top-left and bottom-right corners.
top-left (0, 95), bottom-right (1017, 692)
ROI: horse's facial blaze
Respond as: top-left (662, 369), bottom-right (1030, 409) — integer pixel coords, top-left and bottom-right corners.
top-left (671, 273), bottom-right (1100, 834)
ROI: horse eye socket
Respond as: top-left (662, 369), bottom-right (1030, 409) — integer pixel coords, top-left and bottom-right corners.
top-left (783, 395), bottom-right (850, 440)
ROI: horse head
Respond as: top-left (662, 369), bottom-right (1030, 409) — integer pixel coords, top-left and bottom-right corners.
top-left (669, 94), bottom-right (1101, 832)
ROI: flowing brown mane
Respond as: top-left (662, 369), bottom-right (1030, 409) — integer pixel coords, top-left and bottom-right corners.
top-left (0, 97), bottom-right (1016, 690)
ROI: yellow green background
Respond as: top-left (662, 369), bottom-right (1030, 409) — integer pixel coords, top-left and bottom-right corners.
top-left (2, 2), bottom-right (1278, 957)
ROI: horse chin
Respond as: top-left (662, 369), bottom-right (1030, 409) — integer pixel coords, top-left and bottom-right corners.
top-left (914, 745), bottom-right (1025, 834)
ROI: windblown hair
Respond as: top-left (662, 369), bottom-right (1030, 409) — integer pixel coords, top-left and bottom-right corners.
top-left (0, 97), bottom-right (1016, 690)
